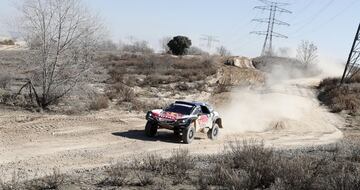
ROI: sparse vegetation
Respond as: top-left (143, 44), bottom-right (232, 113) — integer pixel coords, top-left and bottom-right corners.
top-left (318, 75), bottom-right (360, 114)
top-left (89, 95), bottom-right (109, 111)
top-left (217, 46), bottom-right (232, 57)
top-left (0, 72), bottom-right (11, 89)
top-left (120, 40), bottom-right (154, 54)
top-left (0, 39), bottom-right (15, 45)
top-left (4, 140), bottom-right (360, 189)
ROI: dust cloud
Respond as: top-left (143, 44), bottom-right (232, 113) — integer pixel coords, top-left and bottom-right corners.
top-left (219, 56), bottom-right (344, 134)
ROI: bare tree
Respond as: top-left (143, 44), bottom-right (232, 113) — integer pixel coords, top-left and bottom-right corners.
top-left (17, 0), bottom-right (102, 108)
top-left (159, 36), bottom-right (171, 53)
top-left (216, 46), bottom-right (231, 57)
top-left (296, 40), bottom-right (318, 66)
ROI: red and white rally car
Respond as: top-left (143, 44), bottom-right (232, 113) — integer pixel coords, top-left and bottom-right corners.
top-left (145, 101), bottom-right (223, 144)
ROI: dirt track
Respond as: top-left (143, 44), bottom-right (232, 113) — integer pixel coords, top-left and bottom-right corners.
top-left (0, 77), bottom-right (344, 181)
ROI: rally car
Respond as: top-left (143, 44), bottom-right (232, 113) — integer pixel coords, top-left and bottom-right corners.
top-left (145, 101), bottom-right (223, 144)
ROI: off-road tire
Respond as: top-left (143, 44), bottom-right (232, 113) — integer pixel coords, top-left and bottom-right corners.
top-left (207, 123), bottom-right (219, 140)
top-left (182, 125), bottom-right (195, 144)
top-left (145, 121), bottom-right (157, 137)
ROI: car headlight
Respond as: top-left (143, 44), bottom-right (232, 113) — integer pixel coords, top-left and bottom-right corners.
top-left (178, 119), bottom-right (188, 124)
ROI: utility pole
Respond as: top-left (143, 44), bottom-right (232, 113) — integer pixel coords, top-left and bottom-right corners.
top-left (251, 0), bottom-right (291, 56)
top-left (200, 34), bottom-right (220, 51)
top-left (341, 23), bottom-right (360, 84)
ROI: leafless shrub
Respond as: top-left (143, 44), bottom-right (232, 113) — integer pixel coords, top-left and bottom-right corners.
top-left (27, 168), bottom-right (65, 190)
top-left (318, 77), bottom-right (360, 114)
top-left (0, 171), bottom-right (24, 190)
top-left (134, 171), bottom-right (154, 186)
top-left (325, 162), bottom-right (360, 190)
top-left (89, 95), bottom-right (109, 111)
top-left (159, 36), bottom-right (172, 53)
top-left (137, 149), bottom-right (193, 183)
top-left (142, 153), bottom-right (165, 172)
top-left (104, 54), bottom-right (217, 89)
top-left (100, 164), bottom-right (129, 187)
top-left (214, 76), bottom-right (232, 94)
top-left (0, 73), bottom-right (11, 89)
top-left (216, 46), bottom-right (232, 57)
top-left (106, 83), bottom-right (135, 102)
top-left (120, 40), bottom-right (154, 54)
top-left (98, 40), bottom-right (118, 51)
top-left (130, 99), bottom-right (168, 112)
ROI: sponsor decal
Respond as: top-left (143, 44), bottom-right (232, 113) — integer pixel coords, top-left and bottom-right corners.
top-left (198, 115), bottom-right (208, 124)
top-left (153, 111), bottom-right (183, 121)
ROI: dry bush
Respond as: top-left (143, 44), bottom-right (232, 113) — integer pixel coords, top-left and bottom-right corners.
top-left (0, 171), bottom-right (24, 190)
top-left (100, 164), bottom-right (129, 187)
top-left (28, 168), bottom-right (65, 190)
top-left (214, 77), bottom-right (232, 94)
top-left (104, 54), bottom-right (217, 88)
top-left (0, 73), bottom-right (11, 89)
top-left (138, 149), bottom-right (193, 181)
top-left (89, 96), bottom-right (109, 111)
top-left (204, 140), bottom-right (333, 189)
top-left (120, 41), bottom-right (154, 55)
top-left (318, 77), bottom-right (360, 114)
top-left (134, 171), bottom-right (154, 186)
top-left (106, 83), bottom-right (135, 102)
top-left (130, 99), bottom-right (168, 112)
top-left (0, 39), bottom-right (15, 45)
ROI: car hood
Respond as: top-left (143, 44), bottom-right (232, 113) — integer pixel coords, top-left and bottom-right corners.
top-left (151, 109), bottom-right (191, 121)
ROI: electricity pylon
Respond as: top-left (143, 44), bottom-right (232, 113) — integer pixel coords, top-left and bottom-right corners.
top-left (341, 23), bottom-right (360, 84)
top-left (200, 34), bottom-right (220, 51)
top-left (251, 0), bottom-right (292, 56)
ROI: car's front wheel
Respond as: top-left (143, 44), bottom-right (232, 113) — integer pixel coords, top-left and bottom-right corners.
top-left (207, 123), bottom-right (219, 140)
top-left (145, 121), bottom-right (157, 137)
top-left (182, 125), bottom-right (195, 144)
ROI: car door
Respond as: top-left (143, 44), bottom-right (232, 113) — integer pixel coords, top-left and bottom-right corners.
top-left (200, 106), bottom-right (212, 128)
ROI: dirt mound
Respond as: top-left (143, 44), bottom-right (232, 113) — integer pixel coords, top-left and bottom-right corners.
top-left (252, 56), bottom-right (320, 79)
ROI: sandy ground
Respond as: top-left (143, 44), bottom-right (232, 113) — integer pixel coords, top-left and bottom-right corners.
top-left (0, 77), bottom-right (344, 181)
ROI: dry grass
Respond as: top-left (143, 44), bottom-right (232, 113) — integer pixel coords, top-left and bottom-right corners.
top-left (4, 140), bottom-right (360, 189)
top-left (1, 168), bottom-right (66, 190)
top-left (89, 95), bottom-right (109, 111)
top-left (0, 73), bottom-right (11, 89)
top-left (102, 54), bottom-right (217, 87)
top-left (318, 76), bottom-right (360, 114)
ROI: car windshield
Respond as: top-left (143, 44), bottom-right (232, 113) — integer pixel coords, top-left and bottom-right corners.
top-left (164, 104), bottom-right (194, 115)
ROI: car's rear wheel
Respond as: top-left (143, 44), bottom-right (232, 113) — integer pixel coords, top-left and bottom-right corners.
top-left (145, 121), bottom-right (157, 137)
top-left (182, 125), bottom-right (195, 144)
top-left (207, 123), bottom-right (219, 140)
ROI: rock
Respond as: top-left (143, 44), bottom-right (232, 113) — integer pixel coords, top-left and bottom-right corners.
top-left (225, 56), bottom-right (254, 68)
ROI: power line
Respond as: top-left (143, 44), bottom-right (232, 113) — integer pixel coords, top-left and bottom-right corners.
top-left (292, 0), bottom-right (359, 38)
top-left (200, 34), bottom-right (220, 50)
top-left (251, 0), bottom-right (292, 56)
top-left (289, 0), bottom-right (334, 36)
